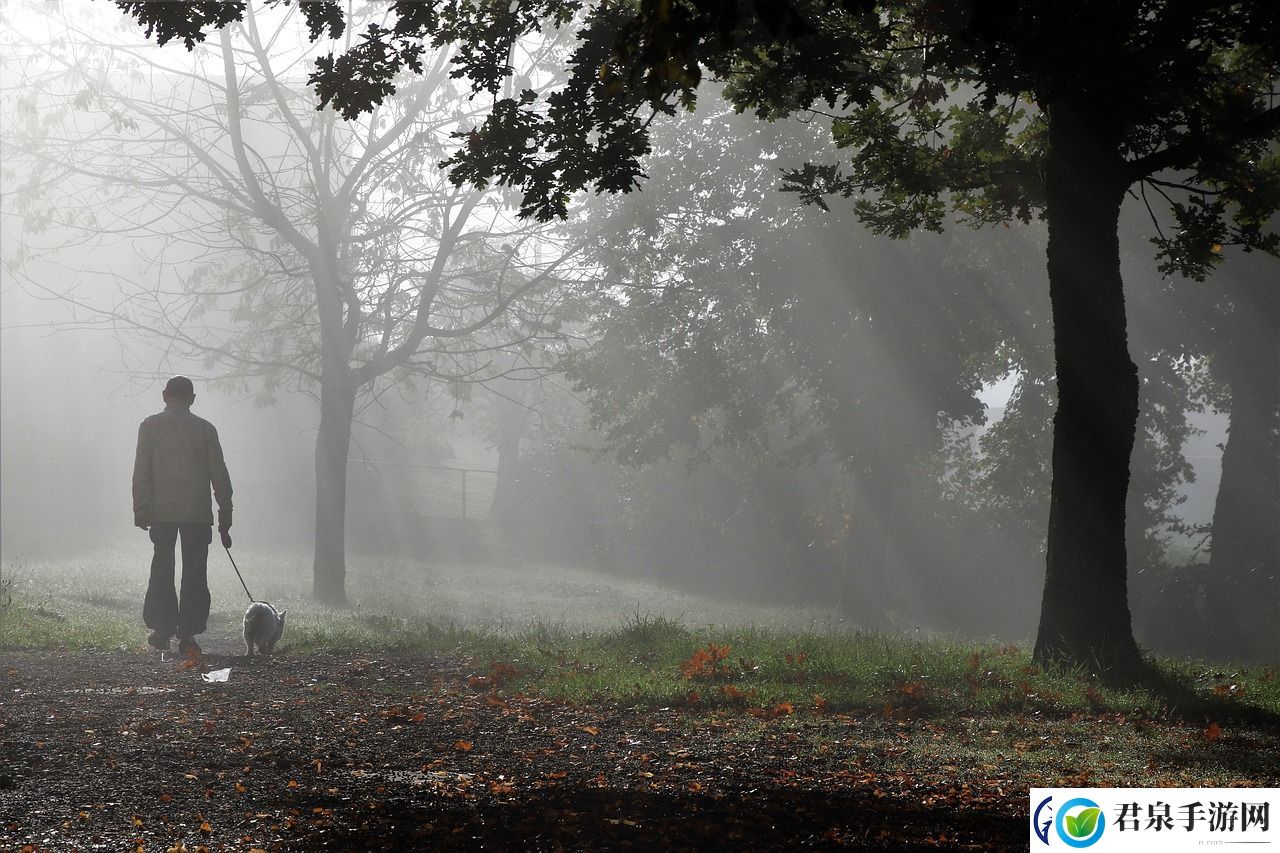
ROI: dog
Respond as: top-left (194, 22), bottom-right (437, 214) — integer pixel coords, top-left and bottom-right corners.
top-left (242, 601), bottom-right (286, 657)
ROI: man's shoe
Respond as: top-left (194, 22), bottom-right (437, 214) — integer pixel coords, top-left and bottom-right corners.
top-left (147, 631), bottom-right (172, 652)
top-left (178, 637), bottom-right (202, 657)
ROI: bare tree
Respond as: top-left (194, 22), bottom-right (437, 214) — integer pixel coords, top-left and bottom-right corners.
top-left (2, 3), bottom-right (587, 604)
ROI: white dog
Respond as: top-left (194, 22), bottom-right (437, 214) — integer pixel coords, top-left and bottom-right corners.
top-left (242, 601), bottom-right (286, 657)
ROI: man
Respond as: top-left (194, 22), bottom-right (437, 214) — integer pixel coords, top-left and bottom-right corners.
top-left (133, 376), bottom-right (233, 656)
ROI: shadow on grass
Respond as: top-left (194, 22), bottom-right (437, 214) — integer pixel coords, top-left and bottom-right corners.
top-left (1134, 661), bottom-right (1280, 729)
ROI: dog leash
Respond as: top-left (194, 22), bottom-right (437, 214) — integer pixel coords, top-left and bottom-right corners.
top-left (223, 545), bottom-right (256, 603)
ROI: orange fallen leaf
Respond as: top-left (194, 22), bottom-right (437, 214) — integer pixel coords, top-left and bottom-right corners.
top-left (1205, 722), bottom-right (1223, 742)
top-left (898, 681), bottom-right (926, 698)
top-left (580, 725), bottom-right (601, 736)
top-left (454, 740), bottom-right (474, 752)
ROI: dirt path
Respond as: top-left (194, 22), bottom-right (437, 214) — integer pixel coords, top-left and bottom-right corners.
top-left (0, 639), bottom-right (1025, 851)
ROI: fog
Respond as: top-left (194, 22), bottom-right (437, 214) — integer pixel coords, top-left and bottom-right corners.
top-left (0, 0), bottom-right (1271, 662)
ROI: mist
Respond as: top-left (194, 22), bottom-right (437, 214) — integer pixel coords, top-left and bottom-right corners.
top-left (0, 0), bottom-right (1264, 656)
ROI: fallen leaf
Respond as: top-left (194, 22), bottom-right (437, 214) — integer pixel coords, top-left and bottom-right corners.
top-left (454, 740), bottom-right (474, 752)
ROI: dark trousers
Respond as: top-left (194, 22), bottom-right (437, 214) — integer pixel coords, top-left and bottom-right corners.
top-left (143, 523), bottom-right (212, 638)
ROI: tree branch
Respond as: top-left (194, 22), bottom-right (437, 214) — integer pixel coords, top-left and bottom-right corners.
top-left (1126, 105), bottom-right (1280, 182)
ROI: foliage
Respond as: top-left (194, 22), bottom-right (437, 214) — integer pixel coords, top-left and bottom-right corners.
top-left (679, 642), bottom-right (733, 680)
top-left (113, 2), bottom-right (1280, 247)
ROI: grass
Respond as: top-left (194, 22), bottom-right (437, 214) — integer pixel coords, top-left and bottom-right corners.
top-left (0, 545), bottom-right (847, 648)
top-left (3, 547), bottom-right (1278, 726)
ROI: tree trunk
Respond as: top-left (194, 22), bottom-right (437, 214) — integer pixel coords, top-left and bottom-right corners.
top-left (1033, 101), bottom-right (1145, 677)
top-left (313, 372), bottom-right (356, 607)
top-left (1204, 260), bottom-right (1280, 661)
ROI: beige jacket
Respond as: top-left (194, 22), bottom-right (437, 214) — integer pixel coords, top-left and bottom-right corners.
top-left (133, 403), bottom-right (233, 527)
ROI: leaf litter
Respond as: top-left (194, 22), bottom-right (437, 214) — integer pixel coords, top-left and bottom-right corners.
top-left (1, 646), bottom-right (1274, 851)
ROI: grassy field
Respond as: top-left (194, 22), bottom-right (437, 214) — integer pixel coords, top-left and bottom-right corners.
top-left (3, 546), bottom-right (1276, 723)
top-left (0, 544), bottom-right (848, 646)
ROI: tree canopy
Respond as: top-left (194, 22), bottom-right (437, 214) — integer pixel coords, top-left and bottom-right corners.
top-left (120, 1), bottom-right (1280, 242)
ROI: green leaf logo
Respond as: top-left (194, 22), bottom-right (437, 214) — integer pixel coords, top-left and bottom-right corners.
top-left (1066, 807), bottom-right (1101, 838)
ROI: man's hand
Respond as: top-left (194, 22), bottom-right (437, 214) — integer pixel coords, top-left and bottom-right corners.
top-left (219, 527), bottom-right (232, 548)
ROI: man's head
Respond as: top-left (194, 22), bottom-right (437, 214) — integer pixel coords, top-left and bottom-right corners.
top-left (162, 375), bottom-right (196, 406)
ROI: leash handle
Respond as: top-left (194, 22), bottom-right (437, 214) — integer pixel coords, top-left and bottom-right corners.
top-left (224, 545), bottom-right (256, 603)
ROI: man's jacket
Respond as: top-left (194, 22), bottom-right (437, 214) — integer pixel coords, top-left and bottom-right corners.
top-left (133, 403), bottom-right (233, 527)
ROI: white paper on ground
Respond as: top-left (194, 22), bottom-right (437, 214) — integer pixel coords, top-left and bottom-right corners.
top-left (201, 668), bottom-right (231, 683)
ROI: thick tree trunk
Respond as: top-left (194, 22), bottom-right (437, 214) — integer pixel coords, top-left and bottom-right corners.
top-left (1204, 263), bottom-right (1280, 661)
top-left (1033, 102), bottom-right (1145, 677)
top-left (312, 372), bottom-right (356, 607)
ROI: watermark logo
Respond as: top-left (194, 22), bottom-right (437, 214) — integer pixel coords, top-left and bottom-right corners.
top-left (1055, 797), bottom-right (1105, 848)
top-left (1033, 795), bottom-right (1054, 845)
top-left (1030, 788), bottom-right (1276, 851)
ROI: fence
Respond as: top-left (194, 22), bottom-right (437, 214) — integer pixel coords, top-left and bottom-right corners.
top-left (345, 458), bottom-right (499, 522)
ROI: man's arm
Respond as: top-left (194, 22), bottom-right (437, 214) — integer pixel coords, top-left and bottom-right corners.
top-left (207, 424), bottom-right (233, 530)
top-left (132, 419), bottom-right (153, 528)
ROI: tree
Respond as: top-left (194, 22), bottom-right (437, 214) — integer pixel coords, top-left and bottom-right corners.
top-left (570, 99), bottom-right (1212, 641)
top-left (4, 3), bottom-right (584, 604)
top-left (563, 100), bottom-right (1007, 619)
top-left (118, 1), bottom-right (1280, 675)
top-left (1200, 249), bottom-right (1280, 660)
